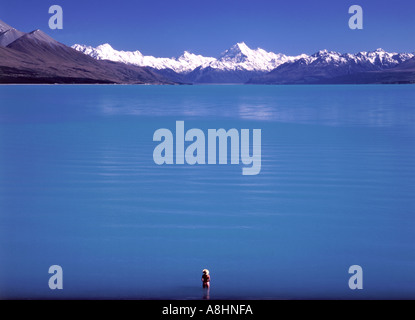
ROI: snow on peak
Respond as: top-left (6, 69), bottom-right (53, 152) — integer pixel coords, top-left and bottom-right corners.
top-left (230, 42), bottom-right (251, 55)
top-left (313, 49), bottom-right (342, 58)
top-left (97, 43), bottom-right (114, 50)
top-left (72, 43), bottom-right (216, 73)
top-left (71, 42), bottom-right (414, 74)
top-left (214, 42), bottom-right (305, 71)
top-left (236, 41), bottom-right (249, 49)
top-left (72, 41), bottom-right (307, 73)
top-left (307, 48), bottom-right (415, 68)
top-left (218, 42), bottom-right (253, 63)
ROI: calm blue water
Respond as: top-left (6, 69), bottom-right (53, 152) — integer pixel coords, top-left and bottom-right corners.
top-left (0, 85), bottom-right (414, 299)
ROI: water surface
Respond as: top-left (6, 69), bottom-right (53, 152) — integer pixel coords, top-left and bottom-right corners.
top-left (0, 85), bottom-right (414, 299)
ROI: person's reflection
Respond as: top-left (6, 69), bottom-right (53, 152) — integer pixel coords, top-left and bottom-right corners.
top-left (202, 287), bottom-right (210, 300)
top-left (201, 269), bottom-right (210, 300)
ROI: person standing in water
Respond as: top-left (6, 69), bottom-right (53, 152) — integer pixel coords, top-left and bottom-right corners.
top-left (201, 269), bottom-right (210, 289)
top-left (201, 269), bottom-right (210, 300)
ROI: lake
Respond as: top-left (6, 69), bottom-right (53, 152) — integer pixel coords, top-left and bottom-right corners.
top-left (0, 84), bottom-right (414, 299)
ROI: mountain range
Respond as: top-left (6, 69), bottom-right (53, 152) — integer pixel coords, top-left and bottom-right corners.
top-left (248, 49), bottom-right (415, 84)
top-left (0, 19), bottom-right (172, 84)
top-left (1, 18), bottom-right (415, 84)
top-left (73, 42), bottom-right (415, 84)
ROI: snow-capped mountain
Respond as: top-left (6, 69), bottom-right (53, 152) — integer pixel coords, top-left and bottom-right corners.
top-left (248, 48), bottom-right (415, 84)
top-left (72, 43), bottom-right (216, 73)
top-left (210, 42), bottom-right (307, 71)
top-left (73, 41), bottom-right (414, 84)
top-left (0, 19), bottom-right (172, 84)
top-left (72, 42), bottom-right (414, 83)
top-left (72, 42), bottom-right (306, 74)
top-left (294, 48), bottom-right (413, 69)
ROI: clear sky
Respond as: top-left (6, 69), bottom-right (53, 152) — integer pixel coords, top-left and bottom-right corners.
top-left (1, 0), bottom-right (414, 57)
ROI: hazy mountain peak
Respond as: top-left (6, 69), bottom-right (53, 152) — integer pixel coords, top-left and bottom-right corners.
top-left (0, 19), bottom-right (26, 46)
top-left (24, 29), bottom-right (59, 45)
top-left (0, 28), bottom-right (25, 47)
top-left (0, 19), bottom-right (13, 33)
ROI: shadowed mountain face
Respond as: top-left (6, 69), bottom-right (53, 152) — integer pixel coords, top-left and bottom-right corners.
top-left (0, 20), bottom-right (174, 84)
top-left (0, 19), bottom-right (25, 46)
top-left (391, 57), bottom-right (415, 72)
top-left (0, 29), bottom-right (25, 46)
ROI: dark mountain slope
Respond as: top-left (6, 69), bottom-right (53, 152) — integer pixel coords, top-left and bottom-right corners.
top-left (0, 23), bottom-right (174, 84)
top-left (324, 57), bottom-right (415, 84)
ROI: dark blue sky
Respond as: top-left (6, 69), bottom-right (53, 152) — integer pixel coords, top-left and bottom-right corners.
top-left (1, 0), bottom-right (414, 57)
